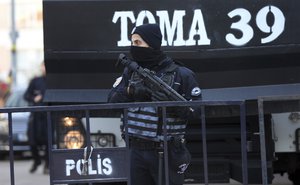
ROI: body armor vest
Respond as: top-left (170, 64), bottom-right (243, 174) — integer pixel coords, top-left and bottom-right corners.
top-left (127, 63), bottom-right (186, 141)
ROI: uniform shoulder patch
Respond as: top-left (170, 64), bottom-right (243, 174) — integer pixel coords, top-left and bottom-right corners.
top-left (191, 87), bottom-right (201, 96)
top-left (113, 77), bottom-right (122, 88)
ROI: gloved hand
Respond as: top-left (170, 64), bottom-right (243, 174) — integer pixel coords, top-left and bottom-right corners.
top-left (127, 80), bottom-right (151, 101)
top-left (170, 106), bottom-right (190, 119)
top-left (151, 90), bottom-right (171, 101)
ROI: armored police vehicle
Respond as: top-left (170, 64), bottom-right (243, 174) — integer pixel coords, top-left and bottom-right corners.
top-left (43, 0), bottom-right (300, 184)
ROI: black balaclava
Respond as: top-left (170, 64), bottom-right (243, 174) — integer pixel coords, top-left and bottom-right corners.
top-left (130, 24), bottom-right (166, 68)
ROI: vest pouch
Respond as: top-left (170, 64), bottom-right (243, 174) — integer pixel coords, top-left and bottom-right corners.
top-left (128, 77), bottom-right (151, 101)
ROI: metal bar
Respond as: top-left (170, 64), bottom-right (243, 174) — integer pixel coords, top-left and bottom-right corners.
top-left (84, 110), bottom-right (93, 185)
top-left (258, 95), bottom-right (300, 101)
top-left (200, 106), bottom-right (209, 185)
top-left (52, 146), bottom-right (124, 153)
top-left (123, 109), bottom-right (130, 185)
top-left (0, 100), bottom-right (244, 113)
top-left (85, 110), bottom-right (92, 147)
top-left (162, 107), bottom-right (169, 185)
top-left (47, 111), bottom-right (54, 185)
top-left (52, 178), bottom-right (128, 184)
top-left (158, 151), bottom-right (163, 185)
top-left (0, 100), bottom-right (249, 185)
top-left (240, 102), bottom-right (248, 185)
top-left (8, 112), bottom-right (15, 185)
top-left (258, 98), bottom-right (268, 185)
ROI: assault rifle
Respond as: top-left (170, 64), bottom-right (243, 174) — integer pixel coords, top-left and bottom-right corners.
top-left (116, 53), bottom-right (194, 111)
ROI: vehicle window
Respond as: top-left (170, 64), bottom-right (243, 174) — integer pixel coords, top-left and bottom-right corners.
top-left (5, 91), bottom-right (29, 108)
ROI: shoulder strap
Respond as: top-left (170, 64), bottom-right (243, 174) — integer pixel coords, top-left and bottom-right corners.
top-left (165, 62), bottom-right (179, 73)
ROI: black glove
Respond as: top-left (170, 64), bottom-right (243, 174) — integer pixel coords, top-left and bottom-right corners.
top-left (128, 80), bottom-right (151, 101)
top-left (150, 90), bottom-right (171, 101)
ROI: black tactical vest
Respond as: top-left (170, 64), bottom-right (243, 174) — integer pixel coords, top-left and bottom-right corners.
top-left (127, 63), bottom-right (186, 141)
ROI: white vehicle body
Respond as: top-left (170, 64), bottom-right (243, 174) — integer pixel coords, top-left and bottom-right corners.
top-left (272, 112), bottom-right (300, 153)
top-left (82, 117), bottom-right (125, 148)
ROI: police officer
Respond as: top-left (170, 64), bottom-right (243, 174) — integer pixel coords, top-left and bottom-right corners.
top-left (24, 63), bottom-right (49, 174)
top-left (108, 24), bottom-right (201, 185)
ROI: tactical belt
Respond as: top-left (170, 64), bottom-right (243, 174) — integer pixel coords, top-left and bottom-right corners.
top-left (129, 137), bottom-right (163, 150)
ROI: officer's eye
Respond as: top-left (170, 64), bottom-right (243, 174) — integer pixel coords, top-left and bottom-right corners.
top-left (132, 40), bottom-right (142, 46)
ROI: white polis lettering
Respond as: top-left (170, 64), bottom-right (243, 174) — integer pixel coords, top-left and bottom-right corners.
top-left (76, 159), bottom-right (84, 174)
top-left (66, 159), bottom-right (75, 176)
top-left (65, 155), bottom-right (113, 176)
top-left (88, 158), bottom-right (97, 175)
top-left (102, 158), bottom-right (113, 175)
top-left (112, 9), bottom-right (211, 47)
top-left (97, 154), bottom-right (112, 175)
